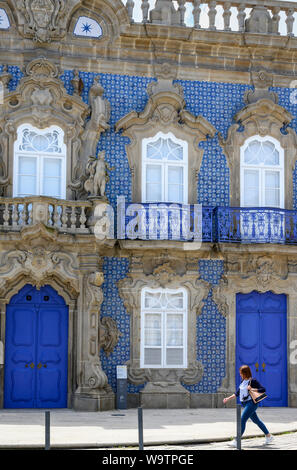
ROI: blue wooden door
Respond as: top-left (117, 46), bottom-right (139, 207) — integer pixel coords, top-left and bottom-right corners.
top-left (4, 285), bottom-right (68, 408)
top-left (236, 291), bottom-right (287, 407)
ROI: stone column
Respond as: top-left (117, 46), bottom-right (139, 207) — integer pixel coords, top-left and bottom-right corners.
top-left (73, 253), bottom-right (115, 411)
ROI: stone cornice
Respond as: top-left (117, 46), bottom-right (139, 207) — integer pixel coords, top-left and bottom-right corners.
top-left (2, 23), bottom-right (297, 86)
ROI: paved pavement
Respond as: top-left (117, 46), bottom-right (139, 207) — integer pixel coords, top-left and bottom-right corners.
top-left (0, 408), bottom-right (296, 449)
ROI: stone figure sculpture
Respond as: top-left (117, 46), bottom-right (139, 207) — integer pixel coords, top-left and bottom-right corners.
top-left (84, 152), bottom-right (112, 198)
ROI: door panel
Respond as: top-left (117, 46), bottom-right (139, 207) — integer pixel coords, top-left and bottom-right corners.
top-left (4, 285), bottom-right (68, 409)
top-left (236, 291), bottom-right (287, 407)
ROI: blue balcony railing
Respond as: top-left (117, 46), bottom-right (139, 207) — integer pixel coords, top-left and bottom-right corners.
top-left (120, 202), bottom-right (214, 242)
top-left (215, 206), bottom-right (297, 245)
top-left (119, 203), bottom-right (297, 245)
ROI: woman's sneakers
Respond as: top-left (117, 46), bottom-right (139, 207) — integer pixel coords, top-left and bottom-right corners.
top-left (227, 439), bottom-right (238, 448)
top-left (264, 435), bottom-right (274, 446)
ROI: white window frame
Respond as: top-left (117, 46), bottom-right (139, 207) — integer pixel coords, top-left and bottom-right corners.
top-left (142, 131), bottom-right (188, 204)
top-left (240, 135), bottom-right (284, 209)
top-left (13, 123), bottom-right (67, 199)
top-left (140, 287), bottom-right (188, 369)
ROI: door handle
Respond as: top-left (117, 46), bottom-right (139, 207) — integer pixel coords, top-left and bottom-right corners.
top-left (255, 362), bottom-right (259, 372)
top-left (262, 362), bottom-right (266, 372)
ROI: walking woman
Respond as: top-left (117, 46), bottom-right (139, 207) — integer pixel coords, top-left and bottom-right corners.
top-left (223, 365), bottom-right (273, 447)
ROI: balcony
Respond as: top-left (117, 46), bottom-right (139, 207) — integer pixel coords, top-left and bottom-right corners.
top-left (119, 202), bottom-right (297, 245)
top-left (0, 196), bottom-right (93, 234)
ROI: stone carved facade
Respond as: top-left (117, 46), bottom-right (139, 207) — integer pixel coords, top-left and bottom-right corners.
top-left (219, 73), bottom-right (297, 209)
top-left (116, 76), bottom-right (216, 204)
top-left (118, 256), bottom-right (209, 408)
top-left (14, 0), bottom-right (81, 43)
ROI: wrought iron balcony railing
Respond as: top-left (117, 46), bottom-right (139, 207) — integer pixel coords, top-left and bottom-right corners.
top-left (215, 206), bottom-right (297, 244)
top-left (120, 202), bottom-right (297, 245)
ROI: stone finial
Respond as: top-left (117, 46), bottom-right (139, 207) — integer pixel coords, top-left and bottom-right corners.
top-left (245, 6), bottom-right (273, 34)
top-left (149, 0), bottom-right (181, 26)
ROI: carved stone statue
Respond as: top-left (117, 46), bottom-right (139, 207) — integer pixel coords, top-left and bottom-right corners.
top-left (81, 78), bottom-right (110, 165)
top-left (84, 152), bottom-right (112, 198)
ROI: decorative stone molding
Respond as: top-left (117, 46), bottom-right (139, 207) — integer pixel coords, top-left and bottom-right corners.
top-left (244, 70), bottom-right (278, 104)
top-left (13, 0), bottom-right (81, 43)
top-left (116, 78), bottom-right (216, 204)
top-left (0, 57), bottom-right (111, 201)
top-left (219, 92), bottom-right (297, 209)
top-left (118, 256), bottom-right (209, 407)
top-left (99, 317), bottom-right (122, 357)
top-left (212, 252), bottom-right (297, 405)
top-left (149, 0), bottom-right (181, 26)
top-left (0, 57), bottom-right (90, 199)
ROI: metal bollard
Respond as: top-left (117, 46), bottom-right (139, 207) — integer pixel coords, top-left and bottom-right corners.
top-left (45, 411), bottom-right (50, 450)
top-left (236, 404), bottom-right (241, 450)
top-left (138, 407), bottom-right (144, 450)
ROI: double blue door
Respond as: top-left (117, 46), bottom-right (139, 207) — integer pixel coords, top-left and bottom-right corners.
top-left (4, 285), bottom-right (68, 408)
top-left (236, 291), bottom-right (287, 407)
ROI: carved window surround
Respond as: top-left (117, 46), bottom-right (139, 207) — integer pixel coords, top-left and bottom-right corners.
top-left (116, 77), bottom-right (216, 205)
top-left (212, 253), bottom-right (297, 406)
top-left (118, 258), bottom-right (210, 392)
top-left (220, 94), bottom-right (297, 210)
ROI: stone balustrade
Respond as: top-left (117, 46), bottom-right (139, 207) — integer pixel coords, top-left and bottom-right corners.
top-left (0, 196), bottom-right (93, 234)
top-left (125, 0), bottom-right (297, 36)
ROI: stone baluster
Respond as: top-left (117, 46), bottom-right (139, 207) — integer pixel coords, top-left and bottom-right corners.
top-left (70, 206), bottom-right (77, 230)
top-left (208, 1), bottom-right (217, 31)
top-left (271, 7), bottom-right (281, 35)
top-left (141, 0), bottom-right (149, 23)
top-left (21, 202), bottom-right (28, 226)
top-left (53, 204), bottom-right (60, 228)
top-left (286, 8), bottom-right (295, 37)
top-left (237, 4), bottom-right (246, 33)
top-left (223, 2), bottom-right (232, 31)
top-left (79, 206), bottom-right (87, 231)
top-left (3, 202), bottom-right (9, 226)
top-left (12, 203), bottom-right (19, 227)
top-left (193, 0), bottom-right (201, 29)
top-left (178, 0), bottom-right (186, 27)
top-left (61, 204), bottom-right (68, 230)
top-left (126, 0), bottom-right (134, 23)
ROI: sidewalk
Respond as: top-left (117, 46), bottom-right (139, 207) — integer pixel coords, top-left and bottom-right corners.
top-left (0, 408), bottom-right (296, 449)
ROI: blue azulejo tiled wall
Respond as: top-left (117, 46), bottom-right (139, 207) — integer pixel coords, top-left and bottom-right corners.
top-left (100, 256), bottom-right (145, 394)
top-left (183, 260), bottom-right (226, 394)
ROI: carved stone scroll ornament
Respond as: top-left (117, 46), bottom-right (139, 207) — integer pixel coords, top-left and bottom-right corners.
top-left (244, 70), bottom-right (278, 105)
top-left (99, 317), bottom-right (122, 357)
top-left (15, 0), bottom-right (82, 43)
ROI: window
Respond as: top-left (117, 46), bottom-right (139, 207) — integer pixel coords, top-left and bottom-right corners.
top-left (13, 124), bottom-right (66, 199)
top-left (141, 287), bottom-right (187, 368)
top-left (142, 132), bottom-right (188, 204)
top-left (240, 136), bottom-right (284, 208)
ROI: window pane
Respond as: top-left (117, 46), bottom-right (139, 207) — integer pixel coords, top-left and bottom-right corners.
top-left (147, 137), bottom-right (183, 161)
top-left (144, 348), bottom-right (162, 366)
top-left (146, 165), bottom-right (162, 202)
top-left (18, 157), bottom-right (37, 196)
top-left (144, 292), bottom-right (162, 309)
top-left (166, 348), bottom-right (183, 366)
top-left (243, 170), bottom-right (259, 206)
top-left (166, 292), bottom-right (184, 309)
top-left (166, 314), bottom-right (183, 346)
top-left (43, 158), bottom-right (62, 198)
top-left (244, 140), bottom-right (279, 166)
top-left (265, 171), bottom-right (280, 207)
